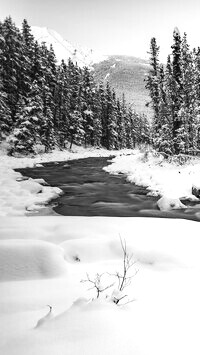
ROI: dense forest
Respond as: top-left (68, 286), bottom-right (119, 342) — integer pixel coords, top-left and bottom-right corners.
top-left (147, 28), bottom-right (200, 155)
top-left (0, 16), bottom-right (150, 155)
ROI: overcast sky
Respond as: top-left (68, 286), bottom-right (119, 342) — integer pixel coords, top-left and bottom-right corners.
top-left (1, 0), bottom-right (200, 62)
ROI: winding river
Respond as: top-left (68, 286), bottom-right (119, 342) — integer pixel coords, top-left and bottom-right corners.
top-left (15, 156), bottom-right (200, 221)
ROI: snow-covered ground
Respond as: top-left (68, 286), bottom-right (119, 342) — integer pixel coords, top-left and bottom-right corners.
top-left (105, 150), bottom-right (200, 211)
top-left (0, 216), bottom-right (200, 355)
top-left (1, 146), bottom-right (200, 354)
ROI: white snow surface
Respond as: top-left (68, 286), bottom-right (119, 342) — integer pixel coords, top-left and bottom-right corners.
top-left (104, 151), bottom-right (200, 210)
top-left (1, 147), bottom-right (200, 354)
top-left (31, 26), bottom-right (107, 67)
top-left (0, 216), bottom-right (200, 355)
top-left (0, 239), bottom-right (67, 281)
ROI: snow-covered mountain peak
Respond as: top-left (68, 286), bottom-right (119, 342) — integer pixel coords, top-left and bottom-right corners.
top-left (31, 26), bottom-right (107, 67)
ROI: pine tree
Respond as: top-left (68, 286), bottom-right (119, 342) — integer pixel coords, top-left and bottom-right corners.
top-left (104, 83), bottom-right (118, 149)
top-left (20, 19), bottom-right (35, 95)
top-left (1, 17), bottom-right (22, 120)
top-left (116, 99), bottom-right (124, 149)
top-left (0, 77), bottom-right (12, 140)
top-left (146, 38), bottom-right (160, 130)
top-left (42, 83), bottom-right (55, 150)
top-left (81, 67), bottom-right (95, 147)
top-left (92, 89), bottom-right (103, 146)
top-left (9, 97), bottom-right (35, 154)
top-left (171, 27), bottom-right (185, 153)
top-left (68, 108), bottom-right (85, 149)
top-left (54, 60), bottom-right (70, 147)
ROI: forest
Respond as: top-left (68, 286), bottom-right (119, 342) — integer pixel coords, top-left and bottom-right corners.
top-left (147, 28), bottom-right (200, 155)
top-left (0, 17), bottom-right (150, 155)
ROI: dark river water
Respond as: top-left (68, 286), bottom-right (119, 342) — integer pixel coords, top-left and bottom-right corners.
top-left (15, 156), bottom-right (200, 221)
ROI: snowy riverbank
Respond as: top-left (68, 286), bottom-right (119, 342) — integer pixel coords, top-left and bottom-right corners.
top-left (105, 151), bottom-right (200, 211)
top-left (1, 147), bottom-right (200, 355)
top-left (2, 146), bottom-right (200, 216)
top-left (0, 145), bottom-right (134, 216)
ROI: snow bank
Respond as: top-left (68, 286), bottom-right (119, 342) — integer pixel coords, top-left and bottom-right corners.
top-left (0, 165), bottom-right (62, 216)
top-left (104, 151), bottom-right (200, 210)
top-left (61, 237), bottom-right (121, 263)
top-left (157, 196), bottom-right (186, 211)
top-left (1, 217), bottom-right (200, 355)
top-left (0, 144), bottom-right (133, 216)
top-left (0, 239), bottom-right (67, 281)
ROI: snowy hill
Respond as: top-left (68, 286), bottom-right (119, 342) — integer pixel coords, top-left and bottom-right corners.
top-left (93, 55), bottom-right (152, 115)
top-left (31, 26), bottom-right (106, 67)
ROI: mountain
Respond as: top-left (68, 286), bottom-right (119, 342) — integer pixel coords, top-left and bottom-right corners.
top-left (93, 55), bottom-right (152, 115)
top-left (31, 27), bottom-right (151, 116)
top-left (31, 26), bottom-right (107, 67)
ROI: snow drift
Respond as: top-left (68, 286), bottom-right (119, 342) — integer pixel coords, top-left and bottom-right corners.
top-left (0, 240), bottom-right (67, 281)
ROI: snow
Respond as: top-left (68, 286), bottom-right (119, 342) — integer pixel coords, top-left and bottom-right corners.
top-left (31, 26), bottom-right (107, 68)
top-left (173, 26), bottom-right (180, 36)
top-left (104, 72), bottom-right (110, 80)
top-left (1, 216), bottom-right (200, 355)
top-left (1, 146), bottom-right (200, 354)
top-left (104, 150), bottom-right (200, 210)
top-left (0, 239), bottom-right (67, 281)
top-left (0, 165), bottom-right (62, 216)
top-left (157, 196), bottom-right (186, 211)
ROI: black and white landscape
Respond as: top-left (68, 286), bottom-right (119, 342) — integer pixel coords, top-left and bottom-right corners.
top-left (1, 1), bottom-right (200, 355)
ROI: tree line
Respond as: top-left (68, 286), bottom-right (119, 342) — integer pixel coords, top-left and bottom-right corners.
top-left (146, 28), bottom-right (200, 155)
top-left (0, 16), bottom-right (150, 155)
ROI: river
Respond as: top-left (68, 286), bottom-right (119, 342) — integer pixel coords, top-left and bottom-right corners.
top-left (15, 156), bottom-right (200, 221)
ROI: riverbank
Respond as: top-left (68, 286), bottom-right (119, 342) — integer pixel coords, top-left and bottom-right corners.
top-left (15, 156), bottom-right (200, 221)
top-left (105, 151), bottom-right (200, 212)
top-left (1, 146), bottom-right (200, 217)
top-left (0, 145), bottom-right (134, 216)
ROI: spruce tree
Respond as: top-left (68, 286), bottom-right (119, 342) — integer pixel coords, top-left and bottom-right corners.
top-left (171, 27), bottom-right (184, 153)
top-left (0, 77), bottom-right (12, 140)
top-left (1, 17), bottom-right (22, 120)
top-left (146, 38), bottom-right (160, 130)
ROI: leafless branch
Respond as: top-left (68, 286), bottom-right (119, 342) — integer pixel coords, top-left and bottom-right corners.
top-left (81, 273), bottom-right (114, 298)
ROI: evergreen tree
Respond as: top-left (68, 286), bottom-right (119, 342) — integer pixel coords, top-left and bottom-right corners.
top-left (146, 38), bottom-right (160, 130)
top-left (104, 83), bottom-right (118, 149)
top-left (92, 89), bottom-right (103, 146)
top-left (81, 67), bottom-right (95, 146)
top-left (54, 60), bottom-right (70, 147)
top-left (171, 27), bottom-right (184, 153)
top-left (0, 77), bottom-right (12, 140)
top-left (20, 19), bottom-right (35, 95)
top-left (0, 17), bottom-right (22, 119)
top-left (9, 97), bottom-right (36, 154)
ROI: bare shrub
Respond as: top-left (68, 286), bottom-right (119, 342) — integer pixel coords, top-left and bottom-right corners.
top-left (81, 237), bottom-right (138, 306)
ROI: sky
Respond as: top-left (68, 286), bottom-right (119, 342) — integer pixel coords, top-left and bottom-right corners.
top-left (1, 0), bottom-right (200, 62)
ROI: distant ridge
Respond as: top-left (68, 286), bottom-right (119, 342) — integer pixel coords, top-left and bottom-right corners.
top-left (93, 55), bottom-right (152, 116)
top-left (31, 26), bottom-right (107, 67)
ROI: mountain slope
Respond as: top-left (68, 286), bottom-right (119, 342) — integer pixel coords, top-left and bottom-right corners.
top-left (93, 55), bottom-right (152, 115)
top-left (31, 26), bottom-right (106, 67)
